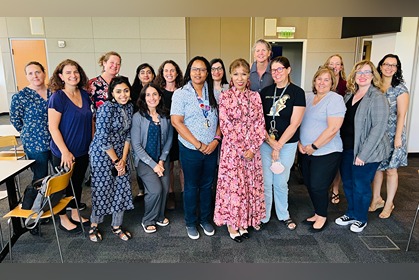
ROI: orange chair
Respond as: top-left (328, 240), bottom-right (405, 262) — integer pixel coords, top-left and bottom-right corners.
top-left (3, 163), bottom-right (85, 262)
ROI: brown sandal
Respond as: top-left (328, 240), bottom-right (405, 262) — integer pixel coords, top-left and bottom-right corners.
top-left (111, 226), bottom-right (132, 241)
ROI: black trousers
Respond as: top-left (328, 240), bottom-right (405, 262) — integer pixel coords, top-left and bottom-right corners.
top-left (299, 152), bottom-right (341, 217)
top-left (52, 154), bottom-right (89, 214)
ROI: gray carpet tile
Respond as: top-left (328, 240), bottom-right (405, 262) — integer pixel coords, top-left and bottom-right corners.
top-left (1, 114), bottom-right (419, 263)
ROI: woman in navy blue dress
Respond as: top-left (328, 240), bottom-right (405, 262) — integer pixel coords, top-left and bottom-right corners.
top-left (88, 76), bottom-right (134, 242)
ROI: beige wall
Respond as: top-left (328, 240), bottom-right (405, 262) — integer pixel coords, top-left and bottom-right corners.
top-left (257, 17), bottom-right (357, 90)
top-left (0, 17), bottom-right (187, 110)
top-left (1, 17), bottom-right (358, 112)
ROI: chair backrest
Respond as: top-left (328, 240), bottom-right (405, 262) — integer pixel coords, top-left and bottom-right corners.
top-left (0, 135), bottom-right (19, 157)
top-left (44, 163), bottom-right (74, 197)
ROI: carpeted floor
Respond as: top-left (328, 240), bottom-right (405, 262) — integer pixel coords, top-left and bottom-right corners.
top-left (1, 113), bottom-right (419, 263)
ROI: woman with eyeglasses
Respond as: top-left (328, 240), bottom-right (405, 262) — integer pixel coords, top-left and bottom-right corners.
top-left (259, 56), bottom-right (306, 231)
top-left (250, 39), bottom-right (274, 93)
top-left (370, 54), bottom-right (409, 219)
top-left (298, 67), bottom-right (346, 232)
top-left (323, 54), bottom-right (348, 205)
top-left (155, 60), bottom-right (184, 210)
top-left (88, 76), bottom-right (134, 242)
top-left (171, 56), bottom-right (221, 240)
top-left (335, 60), bottom-right (390, 233)
top-left (210, 58), bottom-right (229, 103)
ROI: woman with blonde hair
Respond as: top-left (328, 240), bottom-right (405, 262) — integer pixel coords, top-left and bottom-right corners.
top-left (250, 39), bottom-right (274, 93)
top-left (88, 51), bottom-right (122, 110)
top-left (335, 60), bottom-right (390, 233)
top-left (298, 67), bottom-right (346, 232)
top-left (323, 54), bottom-right (348, 205)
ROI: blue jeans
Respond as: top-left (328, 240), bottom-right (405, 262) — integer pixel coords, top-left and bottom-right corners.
top-left (340, 149), bottom-right (379, 223)
top-left (260, 141), bottom-right (298, 222)
top-left (25, 150), bottom-right (51, 182)
top-left (179, 142), bottom-right (218, 227)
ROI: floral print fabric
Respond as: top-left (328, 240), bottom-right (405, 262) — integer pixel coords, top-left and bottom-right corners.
top-left (213, 86), bottom-right (266, 230)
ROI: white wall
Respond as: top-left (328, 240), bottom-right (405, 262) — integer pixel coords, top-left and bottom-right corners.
top-left (0, 17), bottom-right (187, 113)
top-left (370, 17), bottom-right (419, 152)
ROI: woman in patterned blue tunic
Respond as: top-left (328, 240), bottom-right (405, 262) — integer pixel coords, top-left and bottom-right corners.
top-left (88, 76), bottom-right (134, 242)
top-left (370, 54), bottom-right (409, 219)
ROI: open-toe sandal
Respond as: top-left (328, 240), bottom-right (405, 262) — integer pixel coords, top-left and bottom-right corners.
top-left (156, 218), bottom-right (170, 227)
top-left (331, 192), bottom-right (340, 204)
top-left (141, 223), bottom-right (157, 234)
top-left (88, 226), bottom-right (102, 242)
top-left (282, 218), bottom-right (297, 231)
top-left (112, 226), bottom-right (132, 241)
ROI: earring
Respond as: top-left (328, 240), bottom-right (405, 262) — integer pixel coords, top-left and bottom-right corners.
top-left (229, 79), bottom-right (234, 88)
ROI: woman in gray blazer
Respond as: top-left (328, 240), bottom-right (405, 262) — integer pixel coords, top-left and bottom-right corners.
top-left (131, 83), bottom-right (173, 234)
top-left (335, 60), bottom-right (390, 233)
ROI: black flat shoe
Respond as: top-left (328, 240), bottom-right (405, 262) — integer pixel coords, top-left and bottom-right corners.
top-left (229, 232), bottom-right (243, 243)
top-left (69, 218), bottom-right (90, 227)
top-left (309, 221), bottom-right (328, 233)
top-left (301, 219), bottom-right (315, 226)
top-left (239, 229), bottom-right (250, 239)
top-left (59, 224), bottom-right (82, 234)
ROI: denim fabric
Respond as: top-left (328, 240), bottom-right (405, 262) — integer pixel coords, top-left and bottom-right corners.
top-left (340, 149), bottom-right (379, 223)
top-left (25, 150), bottom-right (51, 182)
top-left (179, 142), bottom-right (218, 227)
top-left (260, 141), bottom-right (297, 222)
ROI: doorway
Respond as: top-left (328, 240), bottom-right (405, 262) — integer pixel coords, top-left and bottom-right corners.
top-left (10, 39), bottom-right (49, 92)
top-left (268, 40), bottom-right (306, 88)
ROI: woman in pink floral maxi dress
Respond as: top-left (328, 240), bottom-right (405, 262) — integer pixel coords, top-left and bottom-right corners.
top-left (213, 58), bottom-right (266, 243)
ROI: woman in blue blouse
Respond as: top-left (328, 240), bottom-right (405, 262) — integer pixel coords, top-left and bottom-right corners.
top-left (88, 76), bottom-right (133, 242)
top-left (171, 56), bottom-right (221, 240)
top-left (10, 61), bottom-right (51, 182)
top-left (131, 83), bottom-right (173, 234)
top-left (48, 59), bottom-right (93, 234)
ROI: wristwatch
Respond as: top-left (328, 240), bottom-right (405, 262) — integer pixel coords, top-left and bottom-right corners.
top-left (311, 143), bottom-right (319, 150)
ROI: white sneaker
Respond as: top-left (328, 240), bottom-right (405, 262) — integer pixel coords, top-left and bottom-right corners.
top-left (335, 215), bottom-right (356, 226)
top-left (350, 221), bottom-right (367, 233)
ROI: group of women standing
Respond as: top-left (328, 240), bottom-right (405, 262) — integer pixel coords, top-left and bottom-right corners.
top-left (9, 38), bottom-right (410, 243)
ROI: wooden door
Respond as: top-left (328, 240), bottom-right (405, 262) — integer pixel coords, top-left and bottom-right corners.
top-left (10, 39), bottom-right (49, 92)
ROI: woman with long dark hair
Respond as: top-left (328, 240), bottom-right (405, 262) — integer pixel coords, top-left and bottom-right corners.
top-left (131, 83), bottom-right (173, 234)
top-left (155, 60), bottom-right (184, 210)
top-left (370, 54), bottom-right (409, 219)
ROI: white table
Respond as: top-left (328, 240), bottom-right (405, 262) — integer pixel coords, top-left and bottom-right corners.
top-left (0, 125), bottom-right (20, 137)
top-left (0, 160), bottom-right (34, 262)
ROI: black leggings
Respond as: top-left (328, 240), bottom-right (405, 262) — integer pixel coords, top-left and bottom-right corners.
top-left (52, 154), bottom-right (89, 214)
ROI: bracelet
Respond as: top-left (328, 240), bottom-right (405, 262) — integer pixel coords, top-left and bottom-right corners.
top-left (196, 141), bottom-right (203, 150)
top-left (311, 143), bottom-right (319, 150)
top-left (214, 135), bottom-right (222, 140)
top-left (213, 137), bottom-right (222, 144)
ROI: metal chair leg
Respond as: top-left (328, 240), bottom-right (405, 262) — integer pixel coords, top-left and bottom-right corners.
top-left (48, 202), bottom-right (64, 263)
top-left (406, 202), bottom-right (419, 252)
top-left (7, 218), bottom-right (12, 261)
top-left (0, 222), bottom-right (4, 249)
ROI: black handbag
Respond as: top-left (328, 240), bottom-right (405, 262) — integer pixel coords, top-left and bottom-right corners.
top-left (21, 178), bottom-right (43, 210)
